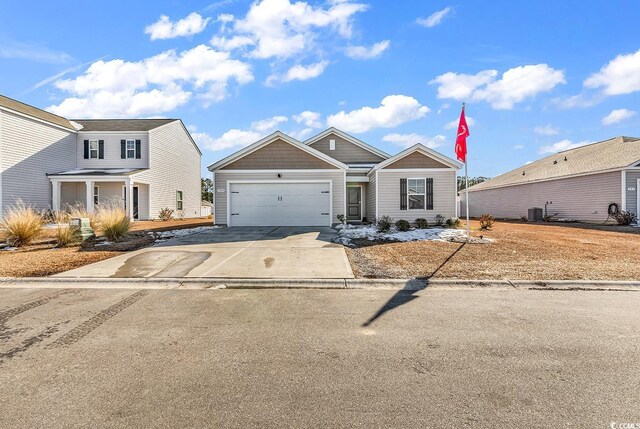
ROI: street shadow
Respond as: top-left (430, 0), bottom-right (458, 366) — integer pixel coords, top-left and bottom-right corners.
top-left (361, 243), bottom-right (467, 327)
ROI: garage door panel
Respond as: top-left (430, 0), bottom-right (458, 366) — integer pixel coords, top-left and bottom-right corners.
top-left (229, 182), bottom-right (331, 226)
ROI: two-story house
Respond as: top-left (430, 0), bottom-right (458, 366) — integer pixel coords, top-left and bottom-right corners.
top-left (0, 94), bottom-right (201, 220)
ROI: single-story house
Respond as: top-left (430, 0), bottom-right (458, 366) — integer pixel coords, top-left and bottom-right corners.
top-left (208, 128), bottom-right (462, 226)
top-left (461, 136), bottom-right (640, 223)
top-left (0, 94), bottom-right (201, 220)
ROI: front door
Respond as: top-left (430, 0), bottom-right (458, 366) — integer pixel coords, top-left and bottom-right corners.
top-left (347, 187), bottom-right (361, 221)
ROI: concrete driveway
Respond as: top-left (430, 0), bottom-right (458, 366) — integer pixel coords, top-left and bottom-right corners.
top-left (56, 226), bottom-right (354, 279)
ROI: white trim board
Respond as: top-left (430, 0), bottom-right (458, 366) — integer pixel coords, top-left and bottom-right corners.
top-left (225, 179), bottom-right (333, 227)
top-left (346, 184), bottom-right (365, 222)
top-left (216, 169), bottom-right (342, 173)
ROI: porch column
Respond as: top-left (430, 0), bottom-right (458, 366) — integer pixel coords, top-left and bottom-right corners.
top-left (85, 180), bottom-right (94, 214)
top-left (125, 178), bottom-right (134, 220)
top-left (52, 180), bottom-right (62, 212)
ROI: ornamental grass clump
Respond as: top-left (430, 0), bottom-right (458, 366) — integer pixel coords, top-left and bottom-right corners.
top-left (0, 200), bottom-right (44, 247)
top-left (96, 201), bottom-right (130, 242)
top-left (52, 210), bottom-right (79, 248)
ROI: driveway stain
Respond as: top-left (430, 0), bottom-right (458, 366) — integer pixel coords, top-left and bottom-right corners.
top-left (263, 257), bottom-right (275, 268)
top-left (112, 252), bottom-right (211, 278)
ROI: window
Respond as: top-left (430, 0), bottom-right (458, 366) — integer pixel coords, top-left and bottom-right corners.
top-left (93, 186), bottom-right (99, 206)
top-left (176, 191), bottom-right (183, 211)
top-left (89, 140), bottom-right (99, 159)
top-left (407, 178), bottom-right (425, 210)
top-left (126, 140), bottom-right (136, 158)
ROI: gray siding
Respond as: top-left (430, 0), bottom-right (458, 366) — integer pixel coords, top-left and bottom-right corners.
top-left (222, 139), bottom-right (337, 170)
top-left (214, 171), bottom-right (345, 225)
top-left (60, 182), bottom-right (86, 208)
top-left (0, 110), bottom-right (76, 214)
top-left (135, 121), bottom-right (201, 219)
top-left (385, 152), bottom-right (449, 169)
top-left (76, 132), bottom-right (149, 169)
top-left (377, 170), bottom-right (457, 222)
top-left (309, 133), bottom-right (385, 164)
top-left (462, 171), bottom-right (622, 222)
top-left (625, 170), bottom-right (640, 217)
top-left (367, 171), bottom-right (376, 220)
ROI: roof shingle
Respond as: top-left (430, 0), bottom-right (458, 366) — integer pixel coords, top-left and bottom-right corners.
top-left (71, 119), bottom-right (177, 132)
top-left (0, 94), bottom-right (75, 130)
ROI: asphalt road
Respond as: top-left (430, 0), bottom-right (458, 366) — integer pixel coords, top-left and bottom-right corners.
top-left (0, 287), bottom-right (638, 428)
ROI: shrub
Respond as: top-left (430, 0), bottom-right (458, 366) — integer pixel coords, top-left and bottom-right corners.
top-left (336, 214), bottom-right (346, 224)
top-left (446, 217), bottom-right (461, 228)
top-left (96, 201), bottom-right (130, 242)
top-left (0, 200), bottom-right (44, 247)
top-left (376, 215), bottom-right (393, 232)
top-left (434, 214), bottom-right (445, 226)
top-left (159, 207), bottom-right (174, 221)
top-left (479, 214), bottom-right (495, 230)
top-left (520, 216), bottom-right (528, 222)
top-left (613, 210), bottom-right (637, 226)
top-left (415, 218), bottom-right (429, 229)
top-left (395, 219), bottom-right (411, 232)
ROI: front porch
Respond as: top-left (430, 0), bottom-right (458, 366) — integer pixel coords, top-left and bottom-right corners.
top-left (49, 169), bottom-right (150, 220)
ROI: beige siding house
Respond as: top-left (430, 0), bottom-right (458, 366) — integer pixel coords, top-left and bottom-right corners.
top-left (0, 94), bottom-right (201, 220)
top-left (462, 136), bottom-right (640, 223)
top-left (208, 127), bottom-right (462, 227)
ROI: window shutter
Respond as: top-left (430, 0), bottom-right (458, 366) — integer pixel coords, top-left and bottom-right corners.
top-left (426, 178), bottom-right (434, 210)
top-left (120, 140), bottom-right (126, 159)
top-left (400, 178), bottom-right (407, 210)
top-left (98, 140), bottom-right (104, 159)
top-left (135, 140), bottom-right (141, 159)
top-left (83, 140), bottom-right (89, 159)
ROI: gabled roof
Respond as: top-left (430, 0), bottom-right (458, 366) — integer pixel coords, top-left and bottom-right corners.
top-left (372, 143), bottom-right (463, 170)
top-left (207, 131), bottom-right (349, 171)
top-left (72, 119), bottom-right (177, 132)
top-left (0, 94), bottom-right (75, 130)
top-left (304, 127), bottom-right (391, 160)
top-left (469, 136), bottom-right (640, 192)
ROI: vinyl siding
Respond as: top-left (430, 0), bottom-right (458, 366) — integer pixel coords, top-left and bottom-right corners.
top-left (625, 170), bottom-right (640, 217)
top-left (0, 109), bottom-right (76, 214)
top-left (309, 133), bottom-right (385, 164)
top-left (385, 152), bottom-right (449, 169)
top-left (367, 171), bottom-right (376, 220)
top-left (222, 139), bottom-right (337, 170)
top-left (377, 170), bottom-right (457, 221)
top-left (462, 171), bottom-right (622, 222)
top-left (60, 182), bottom-right (86, 208)
top-left (134, 121), bottom-right (201, 219)
top-left (76, 132), bottom-right (149, 169)
top-left (214, 171), bottom-right (345, 225)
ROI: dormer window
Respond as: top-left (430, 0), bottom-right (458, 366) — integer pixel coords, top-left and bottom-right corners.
top-left (126, 140), bottom-right (136, 158)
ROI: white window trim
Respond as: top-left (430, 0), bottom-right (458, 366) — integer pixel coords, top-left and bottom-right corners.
top-left (176, 190), bottom-right (184, 211)
top-left (346, 184), bottom-right (364, 222)
top-left (93, 185), bottom-right (99, 207)
top-left (407, 178), bottom-right (426, 210)
top-left (126, 140), bottom-right (136, 159)
top-left (89, 140), bottom-right (99, 159)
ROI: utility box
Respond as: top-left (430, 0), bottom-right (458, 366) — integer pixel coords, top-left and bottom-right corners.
top-left (70, 217), bottom-right (95, 241)
top-left (528, 207), bottom-right (543, 222)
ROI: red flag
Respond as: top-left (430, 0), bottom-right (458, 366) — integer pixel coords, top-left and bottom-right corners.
top-left (455, 105), bottom-right (469, 163)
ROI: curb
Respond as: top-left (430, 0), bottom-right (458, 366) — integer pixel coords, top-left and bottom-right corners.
top-left (0, 277), bottom-right (638, 291)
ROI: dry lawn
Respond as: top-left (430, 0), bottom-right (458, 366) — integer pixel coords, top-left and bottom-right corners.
top-left (0, 217), bottom-right (212, 277)
top-left (346, 220), bottom-right (640, 280)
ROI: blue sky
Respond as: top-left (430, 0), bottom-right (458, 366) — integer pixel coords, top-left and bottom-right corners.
top-left (1, 0), bottom-right (640, 178)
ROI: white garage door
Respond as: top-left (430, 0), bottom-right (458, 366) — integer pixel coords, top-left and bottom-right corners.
top-left (229, 182), bottom-right (331, 226)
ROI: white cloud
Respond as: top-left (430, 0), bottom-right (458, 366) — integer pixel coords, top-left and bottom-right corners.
top-left (327, 95), bottom-right (430, 133)
top-left (430, 64), bottom-right (565, 109)
top-left (584, 49), bottom-right (640, 96)
top-left (216, 0), bottom-right (368, 60)
top-left (289, 127), bottom-right (315, 140)
top-left (417, 6), bottom-right (452, 28)
top-left (539, 139), bottom-right (591, 154)
top-left (382, 133), bottom-right (445, 149)
top-left (145, 13), bottom-right (211, 40)
top-left (601, 108), bottom-right (636, 125)
top-left (195, 115), bottom-right (288, 151)
top-left (534, 125), bottom-right (559, 135)
top-left (444, 116), bottom-right (476, 129)
top-left (0, 39), bottom-right (71, 64)
top-left (345, 40), bottom-right (390, 59)
top-left (47, 45), bottom-right (253, 118)
top-left (513, 144), bottom-right (524, 150)
top-left (267, 60), bottom-right (329, 85)
top-left (293, 111), bottom-right (322, 128)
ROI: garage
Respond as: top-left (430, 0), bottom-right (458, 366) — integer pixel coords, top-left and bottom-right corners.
top-left (228, 182), bottom-right (332, 226)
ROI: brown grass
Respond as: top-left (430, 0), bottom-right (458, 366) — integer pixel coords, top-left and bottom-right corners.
top-left (95, 202), bottom-right (130, 242)
top-left (0, 201), bottom-right (44, 247)
top-left (346, 220), bottom-right (640, 280)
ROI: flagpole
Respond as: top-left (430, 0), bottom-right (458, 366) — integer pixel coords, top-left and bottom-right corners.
top-left (463, 102), bottom-right (470, 240)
